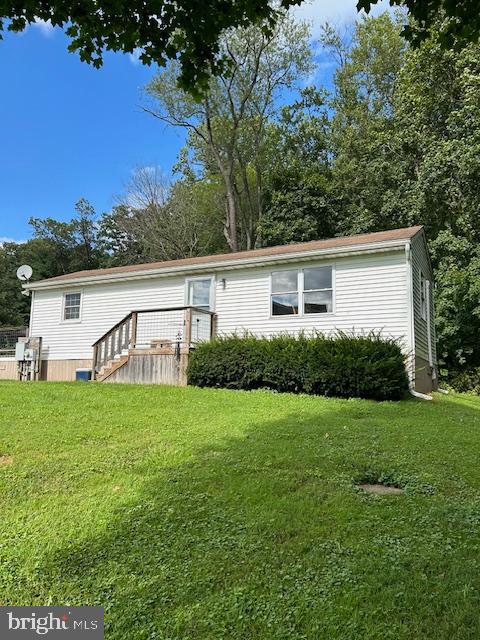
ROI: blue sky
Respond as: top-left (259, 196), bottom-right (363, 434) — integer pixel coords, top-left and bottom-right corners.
top-left (0, 0), bottom-right (390, 243)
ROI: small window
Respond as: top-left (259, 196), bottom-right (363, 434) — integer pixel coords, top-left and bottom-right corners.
top-left (420, 272), bottom-right (427, 320)
top-left (304, 266), bottom-right (333, 314)
top-left (271, 270), bottom-right (299, 315)
top-left (187, 278), bottom-right (212, 310)
top-left (64, 292), bottom-right (81, 321)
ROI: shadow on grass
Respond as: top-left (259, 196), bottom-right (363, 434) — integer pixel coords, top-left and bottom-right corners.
top-left (27, 396), bottom-right (480, 639)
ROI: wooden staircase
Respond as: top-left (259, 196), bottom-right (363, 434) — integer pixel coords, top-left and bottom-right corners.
top-left (91, 306), bottom-right (217, 384)
top-left (96, 354), bottom-right (129, 382)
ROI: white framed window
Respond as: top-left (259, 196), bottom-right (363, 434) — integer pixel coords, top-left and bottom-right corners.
top-left (303, 266), bottom-right (333, 314)
top-left (271, 269), bottom-right (299, 315)
top-left (271, 265), bottom-right (334, 317)
top-left (63, 291), bottom-right (82, 321)
top-left (186, 277), bottom-right (214, 311)
top-left (420, 271), bottom-right (427, 320)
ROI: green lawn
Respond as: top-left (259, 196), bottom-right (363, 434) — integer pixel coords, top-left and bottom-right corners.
top-left (1, 382), bottom-right (480, 639)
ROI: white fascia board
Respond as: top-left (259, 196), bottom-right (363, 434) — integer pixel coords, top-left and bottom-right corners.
top-left (24, 239), bottom-right (408, 291)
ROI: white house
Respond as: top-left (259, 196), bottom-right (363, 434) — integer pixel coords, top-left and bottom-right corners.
top-left (15, 225), bottom-right (436, 391)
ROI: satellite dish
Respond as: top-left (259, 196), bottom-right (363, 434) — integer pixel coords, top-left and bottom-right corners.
top-left (16, 264), bottom-right (33, 281)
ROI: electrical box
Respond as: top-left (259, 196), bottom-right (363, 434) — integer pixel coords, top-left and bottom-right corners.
top-left (16, 336), bottom-right (42, 381)
top-left (15, 341), bottom-right (25, 361)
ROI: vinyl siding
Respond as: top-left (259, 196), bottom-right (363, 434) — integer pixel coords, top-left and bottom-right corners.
top-left (31, 249), bottom-right (409, 360)
top-left (215, 251), bottom-right (408, 343)
top-left (31, 277), bottom-right (185, 360)
top-left (411, 232), bottom-right (437, 364)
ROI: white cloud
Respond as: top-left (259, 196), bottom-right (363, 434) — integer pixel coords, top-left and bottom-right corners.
top-left (31, 18), bottom-right (55, 37)
top-left (129, 48), bottom-right (143, 65)
top-left (0, 236), bottom-right (25, 245)
top-left (293, 0), bottom-right (393, 26)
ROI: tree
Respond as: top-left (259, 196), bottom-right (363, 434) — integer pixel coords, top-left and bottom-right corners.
top-left (323, 13), bottom-right (407, 235)
top-left (430, 232), bottom-right (480, 373)
top-left (259, 87), bottom-right (338, 246)
top-left (359, 0), bottom-right (480, 50)
top-left (30, 198), bottom-right (101, 272)
top-left (0, 198), bottom-right (106, 327)
top-left (1, 1), bottom-right (479, 94)
top-left (324, 13), bottom-right (480, 376)
top-left (99, 166), bottom-right (226, 263)
top-left (145, 15), bottom-right (312, 251)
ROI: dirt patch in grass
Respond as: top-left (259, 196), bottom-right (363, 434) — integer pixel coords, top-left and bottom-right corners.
top-left (0, 455), bottom-right (13, 465)
top-left (358, 483), bottom-right (404, 495)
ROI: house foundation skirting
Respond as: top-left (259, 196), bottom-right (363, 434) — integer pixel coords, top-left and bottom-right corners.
top-left (414, 355), bottom-right (437, 394)
top-left (40, 359), bottom-right (93, 381)
top-left (0, 359), bottom-right (17, 380)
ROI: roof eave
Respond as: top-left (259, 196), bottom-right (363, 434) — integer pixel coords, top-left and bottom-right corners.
top-left (24, 238), bottom-right (411, 291)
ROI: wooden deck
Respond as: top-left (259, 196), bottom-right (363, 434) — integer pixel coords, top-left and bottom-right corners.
top-left (92, 306), bottom-right (216, 386)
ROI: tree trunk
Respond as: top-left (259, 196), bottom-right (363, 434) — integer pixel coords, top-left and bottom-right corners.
top-left (224, 182), bottom-right (238, 252)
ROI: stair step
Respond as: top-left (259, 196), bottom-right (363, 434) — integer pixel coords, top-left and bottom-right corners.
top-left (97, 355), bottom-right (129, 381)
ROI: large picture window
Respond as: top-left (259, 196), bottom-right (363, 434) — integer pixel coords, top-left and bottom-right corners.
top-left (271, 266), bottom-right (334, 316)
top-left (303, 266), bottom-right (333, 314)
top-left (271, 270), bottom-right (299, 315)
top-left (63, 292), bottom-right (82, 321)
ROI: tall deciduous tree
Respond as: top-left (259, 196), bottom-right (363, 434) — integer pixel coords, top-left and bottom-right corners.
top-left (144, 15), bottom-right (312, 251)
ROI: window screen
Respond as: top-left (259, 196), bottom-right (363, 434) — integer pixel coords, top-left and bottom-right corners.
top-left (64, 292), bottom-right (81, 320)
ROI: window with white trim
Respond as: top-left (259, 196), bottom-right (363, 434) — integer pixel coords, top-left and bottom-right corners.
top-left (271, 266), bottom-right (333, 316)
top-left (186, 278), bottom-right (213, 310)
top-left (303, 266), bottom-right (333, 314)
top-left (63, 292), bottom-right (81, 321)
top-left (271, 270), bottom-right (299, 315)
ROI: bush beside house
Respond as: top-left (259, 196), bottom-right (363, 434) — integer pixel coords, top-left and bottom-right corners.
top-left (187, 333), bottom-right (409, 401)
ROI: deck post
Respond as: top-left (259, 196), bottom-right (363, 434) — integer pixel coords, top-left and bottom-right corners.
top-left (92, 344), bottom-right (98, 379)
top-left (130, 312), bottom-right (138, 349)
top-left (210, 313), bottom-right (217, 339)
top-left (185, 307), bottom-right (193, 348)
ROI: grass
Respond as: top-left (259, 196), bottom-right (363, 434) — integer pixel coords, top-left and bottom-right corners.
top-left (1, 382), bottom-right (480, 639)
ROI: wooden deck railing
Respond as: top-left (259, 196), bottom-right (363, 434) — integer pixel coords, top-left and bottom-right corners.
top-left (92, 306), bottom-right (216, 377)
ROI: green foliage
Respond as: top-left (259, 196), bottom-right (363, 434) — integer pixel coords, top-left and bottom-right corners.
top-left (259, 88), bottom-right (338, 246)
top-left (187, 333), bottom-right (409, 400)
top-left (448, 368), bottom-right (480, 394)
top-left (259, 174), bottom-right (337, 246)
top-left (323, 14), bottom-right (480, 378)
top-left (0, 1), bottom-right (305, 96)
top-left (0, 198), bottom-right (101, 327)
top-left (359, 0), bottom-right (480, 50)
top-left (1, 1), bottom-right (478, 95)
top-left (431, 231), bottom-right (480, 372)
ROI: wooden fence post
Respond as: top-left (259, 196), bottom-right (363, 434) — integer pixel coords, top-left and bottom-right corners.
top-left (92, 344), bottom-right (98, 379)
top-left (130, 312), bottom-right (138, 349)
top-left (210, 313), bottom-right (217, 339)
top-left (185, 307), bottom-right (193, 347)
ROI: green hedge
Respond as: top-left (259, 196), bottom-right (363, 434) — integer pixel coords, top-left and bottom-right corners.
top-left (447, 368), bottom-right (480, 394)
top-left (187, 333), bottom-right (409, 401)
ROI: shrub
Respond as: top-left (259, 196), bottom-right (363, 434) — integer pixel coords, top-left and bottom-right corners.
top-left (187, 332), bottom-right (409, 401)
top-left (447, 368), bottom-right (480, 394)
